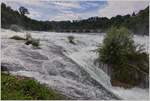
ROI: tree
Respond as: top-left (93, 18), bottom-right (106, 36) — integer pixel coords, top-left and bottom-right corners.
top-left (98, 27), bottom-right (148, 87)
top-left (98, 27), bottom-right (134, 66)
top-left (1, 3), bottom-right (6, 9)
top-left (19, 6), bottom-right (29, 15)
top-left (132, 12), bottom-right (136, 16)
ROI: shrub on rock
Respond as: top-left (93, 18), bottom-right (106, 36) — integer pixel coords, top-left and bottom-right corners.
top-left (68, 36), bottom-right (75, 45)
top-left (97, 27), bottom-right (149, 88)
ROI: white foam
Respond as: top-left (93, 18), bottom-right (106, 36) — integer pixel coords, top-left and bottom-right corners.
top-left (1, 29), bottom-right (149, 100)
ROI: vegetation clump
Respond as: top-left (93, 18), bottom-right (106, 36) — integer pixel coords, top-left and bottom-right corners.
top-left (1, 73), bottom-right (68, 100)
top-left (10, 33), bottom-right (40, 48)
top-left (25, 38), bottom-right (40, 48)
top-left (68, 36), bottom-right (76, 45)
top-left (97, 27), bottom-right (149, 88)
top-left (10, 35), bottom-right (25, 40)
top-left (25, 33), bottom-right (40, 48)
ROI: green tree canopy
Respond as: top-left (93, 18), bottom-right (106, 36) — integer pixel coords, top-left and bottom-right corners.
top-left (19, 6), bottom-right (29, 15)
top-left (98, 27), bottom-right (149, 87)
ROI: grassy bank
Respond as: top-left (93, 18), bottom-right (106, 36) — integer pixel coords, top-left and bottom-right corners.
top-left (1, 73), bottom-right (68, 100)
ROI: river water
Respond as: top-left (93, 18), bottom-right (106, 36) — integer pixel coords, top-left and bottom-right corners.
top-left (1, 29), bottom-right (149, 100)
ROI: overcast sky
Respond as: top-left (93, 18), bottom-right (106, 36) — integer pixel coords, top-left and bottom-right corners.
top-left (2, 0), bottom-right (149, 21)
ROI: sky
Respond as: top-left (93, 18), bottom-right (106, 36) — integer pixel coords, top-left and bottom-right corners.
top-left (2, 0), bottom-right (149, 21)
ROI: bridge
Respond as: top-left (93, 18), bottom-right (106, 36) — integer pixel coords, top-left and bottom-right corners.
top-left (55, 29), bottom-right (102, 33)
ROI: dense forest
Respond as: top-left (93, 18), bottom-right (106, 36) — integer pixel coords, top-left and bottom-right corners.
top-left (1, 2), bottom-right (149, 35)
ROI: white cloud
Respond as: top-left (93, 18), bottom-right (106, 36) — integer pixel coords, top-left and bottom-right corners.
top-left (51, 1), bottom-right (80, 9)
top-left (2, 0), bottom-right (45, 11)
top-left (27, 9), bottom-right (42, 19)
top-left (2, 0), bottom-right (149, 21)
top-left (47, 1), bottom-right (82, 21)
top-left (2, 0), bottom-right (42, 5)
top-left (49, 1), bottom-right (82, 15)
top-left (99, 1), bottom-right (149, 18)
top-left (49, 12), bottom-right (81, 21)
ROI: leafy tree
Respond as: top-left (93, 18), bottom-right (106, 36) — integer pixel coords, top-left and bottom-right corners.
top-left (98, 27), bottom-right (148, 87)
top-left (19, 6), bottom-right (29, 15)
top-left (98, 27), bottom-right (134, 67)
top-left (132, 12), bottom-right (136, 16)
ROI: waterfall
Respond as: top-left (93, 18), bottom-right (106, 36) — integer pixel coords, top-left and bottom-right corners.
top-left (1, 29), bottom-right (149, 100)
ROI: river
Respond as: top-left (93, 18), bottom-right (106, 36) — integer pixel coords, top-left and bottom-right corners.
top-left (1, 29), bottom-right (149, 100)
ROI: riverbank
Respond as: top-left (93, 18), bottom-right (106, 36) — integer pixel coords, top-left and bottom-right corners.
top-left (1, 72), bottom-right (69, 100)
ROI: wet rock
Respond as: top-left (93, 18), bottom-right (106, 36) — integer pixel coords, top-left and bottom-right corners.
top-left (19, 49), bottom-right (48, 60)
top-left (61, 70), bottom-right (79, 81)
top-left (21, 58), bottom-right (44, 72)
top-left (44, 62), bottom-right (60, 76)
top-left (52, 60), bottom-right (66, 69)
top-left (1, 65), bottom-right (8, 71)
top-left (1, 62), bottom-right (25, 71)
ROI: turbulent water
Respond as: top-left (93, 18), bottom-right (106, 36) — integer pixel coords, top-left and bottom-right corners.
top-left (1, 29), bottom-right (149, 100)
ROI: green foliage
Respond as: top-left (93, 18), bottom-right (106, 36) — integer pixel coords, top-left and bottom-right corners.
top-left (10, 35), bottom-right (25, 40)
top-left (25, 34), bottom-right (40, 48)
top-left (10, 33), bottom-right (40, 48)
top-left (98, 27), bottom-right (134, 66)
top-left (19, 6), bottom-right (29, 15)
top-left (1, 73), bottom-right (68, 100)
top-left (30, 39), bottom-right (40, 48)
top-left (122, 6), bottom-right (149, 35)
top-left (98, 27), bottom-right (149, 87)
top-left (1, 3), bottom-right (52, 31)
top-left (125, 46), bottom-right (149, 74)
top-left (68, 36), bottom-right (75, 44)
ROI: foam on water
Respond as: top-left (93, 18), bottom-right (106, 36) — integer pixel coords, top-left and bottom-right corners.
top-left (1, 29), bottom-right (149, 100)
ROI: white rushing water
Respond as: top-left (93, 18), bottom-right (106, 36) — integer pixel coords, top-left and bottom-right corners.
top-left (1, 29), bottom-right (149, 100)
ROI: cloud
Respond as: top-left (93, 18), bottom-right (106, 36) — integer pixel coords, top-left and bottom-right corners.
top-left (49, 12), bottom-right (82, 21)
top-left (2, 0), bottom-right (106, 21)
top-left (47, 1), bottom-right (81, 15)
top-left (2, 0), bottom-right (42, 5)
top-left (51, 1), bottom-right (80, 9)
top-left (48, 1), bottom-right (106, 21)
top-left (99, 0), bottom-right (149, 18)
top-left (2, 0), bottom-right (148, 21)
top-left (26, 9), bottom-right (42, 20)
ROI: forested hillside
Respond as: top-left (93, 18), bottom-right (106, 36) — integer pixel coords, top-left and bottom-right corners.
top-left (1, 3), bottom-right (149, 35)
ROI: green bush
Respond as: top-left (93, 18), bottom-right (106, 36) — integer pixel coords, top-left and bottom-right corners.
top-left (31, 39), bottom-right (40, 48)
top-left (10, 35), bottom-right (25, 40)
top-left (25, 39), bottom-right (40, 48)
top-left (1, 73), bottom-right (68, 100)
top-left (10, 33), bottom-right (40, 48)
top-left (24, 33), bottom-right (40, 48)
top-left (68, 36), bottom-right (75, 44)
top-left (98, 27), bottom-right (149, 87)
